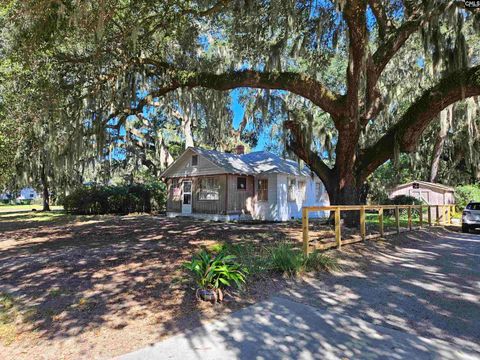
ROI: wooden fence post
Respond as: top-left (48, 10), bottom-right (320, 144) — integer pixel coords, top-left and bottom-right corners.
top-left (335, 207), bottom-right (341, 249)
top-left (378, 207), bottom-right (384, 237)
top-left (419, 205), bottom-right (423, 227)
top-left (395, 206), bottom-right (400, 234)
top-left (407, 206), bottom-right (412, 230)
top-left (428, 206), bottom-right (432, 226)
top-left (436, 205), bottom-right (440, 225)
top-left (302, 207), bottom-right (309, 256)
top-left (446, 205), bottom-right (451, 225)
top-left (360, 206), bottom-right (366, 240)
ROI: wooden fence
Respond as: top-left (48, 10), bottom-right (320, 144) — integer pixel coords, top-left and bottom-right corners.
top-left (302, 204), bottom-right (456, 255)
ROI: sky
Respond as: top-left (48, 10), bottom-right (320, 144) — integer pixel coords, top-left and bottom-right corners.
top-left (230, 89), bottom-right (270, 151)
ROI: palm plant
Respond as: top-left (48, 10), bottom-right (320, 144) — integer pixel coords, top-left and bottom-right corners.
top-left (183, 250), bottom-right (248, 302)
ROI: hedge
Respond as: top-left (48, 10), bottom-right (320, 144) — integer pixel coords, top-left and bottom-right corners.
top-left (62, 182), bottom-right (166, 215)
top-left (455, 184), bottom-right (480, 209)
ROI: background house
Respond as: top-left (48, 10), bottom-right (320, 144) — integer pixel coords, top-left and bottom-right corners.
top-left (0, 187), bottom-right (40, 203)
top-left (161, 146), bottom-right (330, 221)
top-left (389, 181), bottom-right (455, 205)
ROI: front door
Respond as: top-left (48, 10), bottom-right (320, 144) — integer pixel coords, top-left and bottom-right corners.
top-left (182, 180), bottom-right (192, 214)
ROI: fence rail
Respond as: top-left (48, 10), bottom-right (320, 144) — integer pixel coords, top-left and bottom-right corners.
top-left (302, 204), bottom-right (456, 255)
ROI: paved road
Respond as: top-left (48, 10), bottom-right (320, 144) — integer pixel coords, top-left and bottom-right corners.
top-left (118, 229), bottom-right (480, 360)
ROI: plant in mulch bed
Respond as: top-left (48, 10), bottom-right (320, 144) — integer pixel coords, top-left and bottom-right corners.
top-left (183, 250), bottom-right (248, 303)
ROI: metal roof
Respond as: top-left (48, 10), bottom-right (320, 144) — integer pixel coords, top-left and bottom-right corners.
top-left (162, 147), bottom-right (314, 177)
top-left (393, 180), bottom-right (455, 192)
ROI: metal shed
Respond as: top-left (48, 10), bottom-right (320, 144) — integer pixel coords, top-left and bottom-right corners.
top-left (388, 181), bottom-right (455, 205)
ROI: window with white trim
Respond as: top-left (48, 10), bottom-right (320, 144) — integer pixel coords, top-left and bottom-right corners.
top-left (198, 177), bottom-right (220, 200)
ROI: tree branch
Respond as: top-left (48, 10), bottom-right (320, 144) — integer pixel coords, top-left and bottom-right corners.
top-left (343, 1), bottom-right (367, 120)
top-left (110, 68), bottom-right (345, 121)
top-left (368, 0), bottom-right (393, 38)
top-left (284, 120), bottom-right (334, 192)
top-left (358, 65), bottom-right (480, 181)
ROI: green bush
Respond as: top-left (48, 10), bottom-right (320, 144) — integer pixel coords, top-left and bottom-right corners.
top-left (267, 243), bottom-right (339, 276)
top-left (183, 250), bottom-right (248, 291)
top-left (208, 242), bottom-right (340, 278)
top-left (268, 242), bottom-right (305, 276)
top-left (304, 251), bottom-right (341, 273)
top-left (62, 182), bottom-right (166, 215)
top-left (386, 195), bottom-right (423, 205)
top-left (455, 184), bottom-right (480, 209)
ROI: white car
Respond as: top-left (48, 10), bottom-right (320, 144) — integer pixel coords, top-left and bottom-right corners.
top-left (462, 202), bottom-right (480, 233)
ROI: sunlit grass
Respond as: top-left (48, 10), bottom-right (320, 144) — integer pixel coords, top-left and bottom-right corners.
top-left (0, 293), bottom-right (19, 345)
top-left (0, 204), bottom-right (63, 212)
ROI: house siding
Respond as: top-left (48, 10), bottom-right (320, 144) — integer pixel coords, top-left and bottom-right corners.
top-left (252, 174), bottom-right (278, 221)
top-left (165, 149), bottom-right (225, 178)
top-left (192, 175), bottom-right (227, 214)
top-left (166, 179), bottom-right (181, 213)
top-left (226, 175), bottom-right (254, 214)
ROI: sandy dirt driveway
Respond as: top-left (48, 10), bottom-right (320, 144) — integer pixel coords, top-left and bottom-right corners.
top-left (281, 227), bottom-right (480, 355)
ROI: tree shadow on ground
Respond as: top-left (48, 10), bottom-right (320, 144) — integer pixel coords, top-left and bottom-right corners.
top-left (0, 213), bottom-right (293, 357)
top-left (140, 228), bottom-right (480, 359)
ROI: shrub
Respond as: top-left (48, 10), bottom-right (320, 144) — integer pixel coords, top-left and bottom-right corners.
top-left (455, 184), bottom-right (480, 209)
top-left (267, 242), bottom-right (305, 276)
top-left (62, 182), bottom-right (166, 215)
top-left (211, 242), bottom-right (271, 275)
top-left (183, 250), bottom-right (248, 291)
top-left (387, 195), bottom-right (423, 205)
top-left (267, 242), bottom-right (339, 276)
top-left (304, 251), bottom-right (340, 273)
top-left (208, 242), bottom-right (340, 278)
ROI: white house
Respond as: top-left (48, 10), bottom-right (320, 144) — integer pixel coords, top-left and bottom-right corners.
top-left (161, 146), bottom-right (330, 221)
top-left (0, 187), bottom-right (40, 202)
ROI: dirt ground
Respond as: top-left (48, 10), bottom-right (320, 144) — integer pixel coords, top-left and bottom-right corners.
top-left (1, 211), bottom-right (473, 359)
top-left (0, 212), bottom-right (310, 360)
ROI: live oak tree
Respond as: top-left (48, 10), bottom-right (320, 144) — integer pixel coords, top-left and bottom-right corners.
top-left (3, 1), bottom-right (480, 222)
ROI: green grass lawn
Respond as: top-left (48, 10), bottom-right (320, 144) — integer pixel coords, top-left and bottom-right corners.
top-left (0, 204), bottom-right (63, 213)
top-left (365, 210), bottom-right (422, 229)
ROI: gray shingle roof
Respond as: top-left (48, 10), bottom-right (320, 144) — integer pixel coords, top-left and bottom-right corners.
top-left (190, 147), bottom-right (313, 177)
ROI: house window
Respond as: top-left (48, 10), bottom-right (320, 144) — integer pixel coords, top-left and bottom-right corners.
top-left (298, 181), bottom-right (306, 201)
top-left (237, 177), bottom-right (247, 190)
top-left (191, 155), bottom-right (198, 166)
top-left (257, 179), bottom-right (268, 201)
top-left (315, 182), bottom-right (323, 202)
top-left (288, 178), bottom-right (296, 202)
top-left (198, 177), bottom-right (220, 200)
top-left (172, 179), bottom-right (180, 189)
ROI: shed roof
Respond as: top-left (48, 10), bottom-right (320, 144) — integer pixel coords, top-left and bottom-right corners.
top-left (162, 147), bottom-right (314, 177)
top-left (393, 180), bottom-right (455, 192)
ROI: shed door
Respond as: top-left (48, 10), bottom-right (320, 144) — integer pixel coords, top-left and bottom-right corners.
top-left (410, 190), bottom-right (429, 204)
top-left (182, 181), bottom-right (192, 214)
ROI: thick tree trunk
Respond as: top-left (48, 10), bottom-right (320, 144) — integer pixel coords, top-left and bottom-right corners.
top-left (41, 166), bottom-right (50, 212)
top-left (328, 178), bottom-right (367, 228)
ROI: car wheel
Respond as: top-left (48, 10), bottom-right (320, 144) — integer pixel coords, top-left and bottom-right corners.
top-left (462, 224), bottom-right (470, 233)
